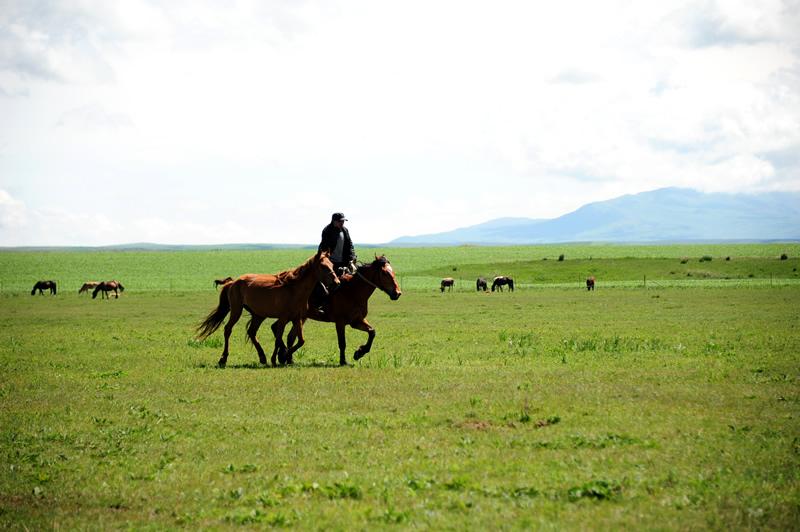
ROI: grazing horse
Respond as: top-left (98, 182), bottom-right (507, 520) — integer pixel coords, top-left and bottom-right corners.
top-left (92, 281), bottom-right (125, 299)
top-left (196, 251), bottom-right (339, 368)
top-left (440, 277), bottom-right (455, 292)
top-left (491, 276), bottom-right (514, 292)
top-left (31, 280), bottom-right (57, 295)
top-left (586, 276), bottom-right (596, 291)
top-left (476, 277), bottom-right (488, 292)
top-left (214, 277), bottom-right (233, 288)
top-left (78, 281), bottom-right (100, 294)
top-left (285, 255), bottom-right (402, 366)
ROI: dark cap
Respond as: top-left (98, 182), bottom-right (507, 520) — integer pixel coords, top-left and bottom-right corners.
top-left (331, 212), bottom-right (347, 221)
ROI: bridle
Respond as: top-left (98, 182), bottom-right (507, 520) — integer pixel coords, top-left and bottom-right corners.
top-left (354, 262), bottom-right (389, 293)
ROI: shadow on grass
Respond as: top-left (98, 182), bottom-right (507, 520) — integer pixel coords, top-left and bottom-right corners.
top-left (193, 361), bottom-right (350, 370)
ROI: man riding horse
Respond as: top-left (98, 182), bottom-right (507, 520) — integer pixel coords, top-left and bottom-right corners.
top-left (311, 212), bottom-right (357, 314)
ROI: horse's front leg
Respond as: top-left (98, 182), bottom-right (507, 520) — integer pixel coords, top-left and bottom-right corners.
top-left (335, 322), bottom-right (348, 366)
top-left (351, 319), bottom-right (376, 361)
top-left (283, 319), bottom-right (305, 365)
top-left (270, 319), bottom-right (288, 366)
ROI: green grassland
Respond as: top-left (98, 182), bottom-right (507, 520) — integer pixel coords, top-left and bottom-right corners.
top-left (1, 244), bottom-right (799, 529)
top-left (1, 242), bottom-right (798, 293)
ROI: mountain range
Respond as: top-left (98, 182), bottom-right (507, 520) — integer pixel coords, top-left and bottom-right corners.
top-left (390, 188), bottom-right (800, 245)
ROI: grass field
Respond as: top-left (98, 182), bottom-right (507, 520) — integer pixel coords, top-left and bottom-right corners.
top-left (1, 244), bottom-right (799, 529)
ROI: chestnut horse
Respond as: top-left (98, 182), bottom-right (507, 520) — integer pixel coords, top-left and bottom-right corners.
top-left (31, 280), bottom-right (57, 295)
top-left (196, 251), bottom-right (339, 368)
top-left (79, 281), bottom-right (100, 294)
top-left (476, 277), bottom-right (488, 292)
top-left (92, 281), bottom-right (125, 299)
top-left (492, 276), bottom-right (514, 292)
top-left (285, 255), bottom-right (401, 366)
top-left (214, 277), bottom-right (233, 288)
top-left (440, 277), bottom-right (455, 292)
top-left (586, 276), bottom-right (596, 291)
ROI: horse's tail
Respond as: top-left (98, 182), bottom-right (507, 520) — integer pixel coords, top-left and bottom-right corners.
top-left (197, 283), bottom-right (232, 340)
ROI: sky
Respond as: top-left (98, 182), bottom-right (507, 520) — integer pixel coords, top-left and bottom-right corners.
top-left (1, 0), bottom-right (799, 246)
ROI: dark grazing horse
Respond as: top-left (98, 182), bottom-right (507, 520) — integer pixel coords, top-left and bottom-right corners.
top-left (92, 281), bottom-right (125, 299)
top-left (476, 277), bottom-right (488, 292)
top-left (586, 276), bottom-right (596, 291)
top-left (491, 276), bottom-right (514, 292)
top-left (284, 255), bottom-right (402, 366)
top-left (197, 251), bottom-right (339, 368)
top-left (440, 277), bottom-right (455, 292)
top-left (78, 281), bottom-right (99, 294)
top-left (31, 280), bottom-right (57, 295)
top-left (214, 277), bottom-right (233, 288)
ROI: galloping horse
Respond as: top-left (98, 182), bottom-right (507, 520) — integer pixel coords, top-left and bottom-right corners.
top-left (284, 255), bottom-right (402, 366)
top-left (214, 277), bottom-right (233, 288)
top-left (78, 281), bottom-right (100, 294)
top-left (31, 280), bottom-right (57, 295)
top-left (491, 276), bottom-right (514, 292)
top-left (476, 277), bottom-right (488, 292)
top-left (440, 278), bottom-right (455, 292)
top-left (196, 251), bottom-right (339, 368)
top-left (92, 281), bottom-right (125, 299)
top-left (586, 276), bottom-right (596, 291)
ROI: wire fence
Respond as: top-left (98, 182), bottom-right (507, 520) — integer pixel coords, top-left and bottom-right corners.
top-left (2, 275), bottom-right (799, 295)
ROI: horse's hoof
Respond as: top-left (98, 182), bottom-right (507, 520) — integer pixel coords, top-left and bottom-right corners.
top-left (339, 361), bottom-right (350, 366)
top-left (218, 359), bottom-right (227, 368)
top-left (259, 356), bottom-right (267, 365)
top-left (353, 351), bottom-right (364, 361)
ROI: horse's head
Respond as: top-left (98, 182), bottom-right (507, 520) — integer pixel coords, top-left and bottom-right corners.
top-left (364, 255), bottom-right (401, 300)
top-left (316, 251), bottom-right (340, 290)
top-left (117, 282), bottom-right (125, 292)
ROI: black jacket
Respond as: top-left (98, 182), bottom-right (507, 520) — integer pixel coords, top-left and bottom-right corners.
top-left (318, 224), bottom-right (355, 264)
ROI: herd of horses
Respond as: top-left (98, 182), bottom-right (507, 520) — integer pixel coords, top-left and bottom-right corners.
top-left (441, 275), bottom-right (515, 292)
top-left (30, 253), bottom-right (595, 368)
top-left (443, 275), bottom-right (597, 292)
top-left (31, 280), bottom-right (125, 298)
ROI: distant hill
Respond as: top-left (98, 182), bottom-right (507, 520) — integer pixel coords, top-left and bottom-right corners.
top-left (390, 188), bottom-right (800, 245)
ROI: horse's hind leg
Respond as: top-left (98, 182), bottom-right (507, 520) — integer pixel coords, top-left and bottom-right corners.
top-left (351, 319), bottom-right (376, 361)
top-left (284, 320), bottom-right (305, 365)
top-left (246, 314), bottom-right (268, 365)
top-left (270, 319), bottom-right (288, 366)
top-left (219, 297), bottom-right (243, 368)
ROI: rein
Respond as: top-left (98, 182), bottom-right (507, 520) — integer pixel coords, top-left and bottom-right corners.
top-left (355, 266), bottom-right (382, 292)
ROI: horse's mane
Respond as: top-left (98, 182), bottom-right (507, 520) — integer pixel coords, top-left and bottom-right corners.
top-left (274, 253), bottom-right (325, 285)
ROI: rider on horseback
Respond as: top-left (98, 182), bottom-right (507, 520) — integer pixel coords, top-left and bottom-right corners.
top-left (311, 212), bottom-right (357, 314)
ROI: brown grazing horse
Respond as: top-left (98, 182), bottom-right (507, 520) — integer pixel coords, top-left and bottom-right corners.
top-left (214, 277), bottom-right (233, 288)
top-left (31, 280), bottom-right (57, 295)
top-left (284, 255), bottom-right (402, 366)
top-left (476, 277), bottom-right (488, 292)
top-left (586, 276), bottom-right (596, 291)
top-left (196, 251), bottom-right (339, 368)
top-left (92, 281), bottom-right (125, 299)
top-left (491, 276), bottom-right (514, 292)
top-left (440, 277), bottom-right (455, 292)
top-left (78, 281), bottom-right (100, 294)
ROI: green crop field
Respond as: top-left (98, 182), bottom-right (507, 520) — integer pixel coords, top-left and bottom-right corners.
top-left (1, 244), bottom-right (799, 529)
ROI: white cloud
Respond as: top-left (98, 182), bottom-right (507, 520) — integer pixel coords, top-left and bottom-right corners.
top-left (1, 0), bottom-right (799, 245)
